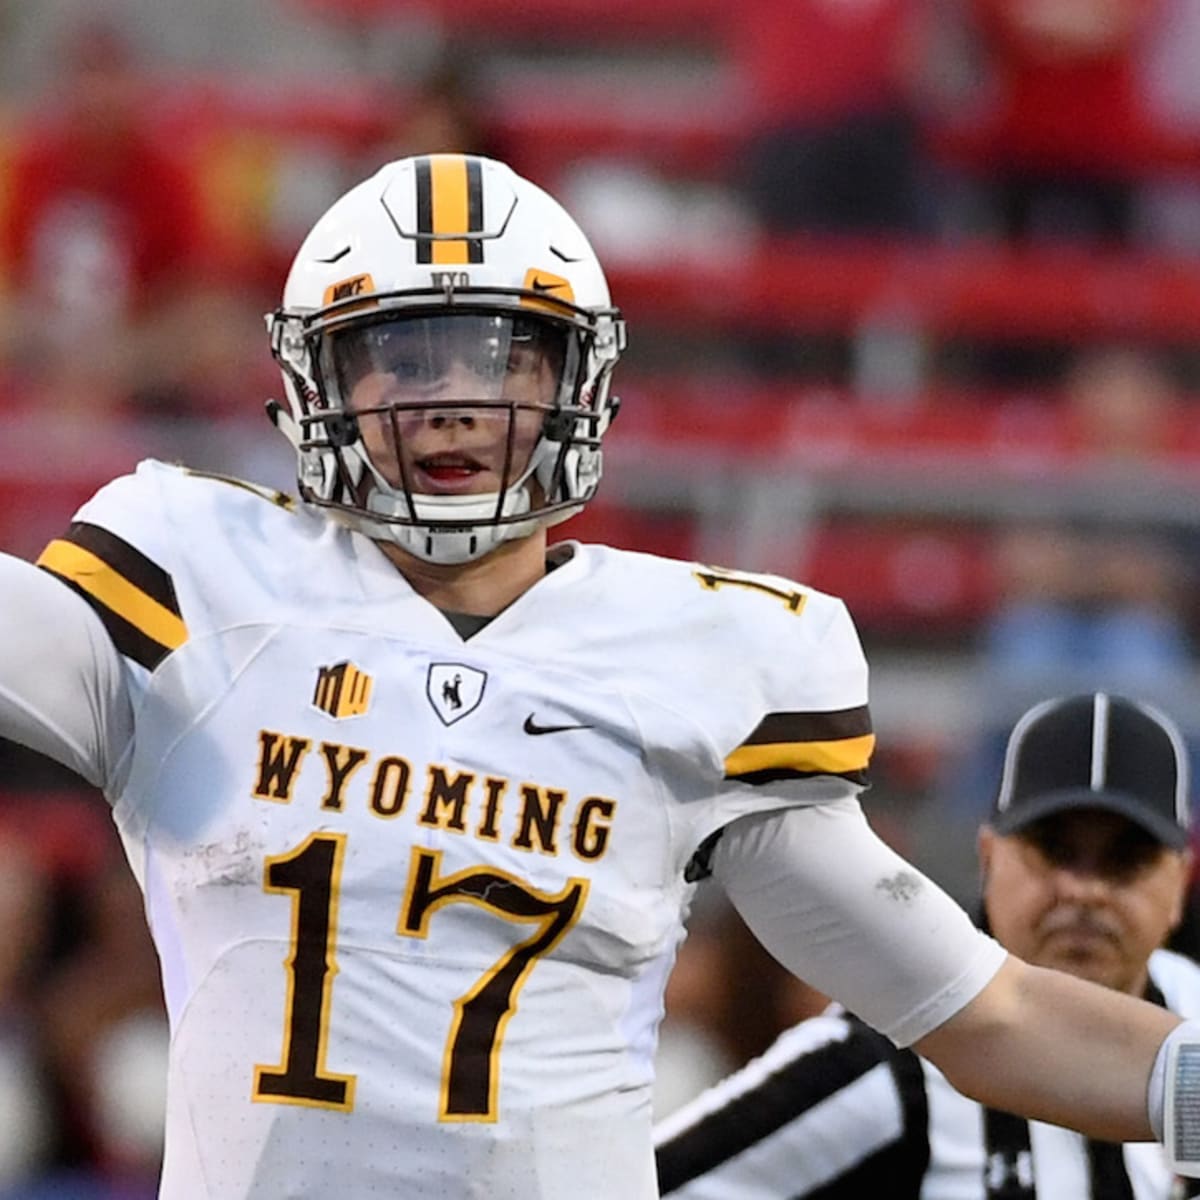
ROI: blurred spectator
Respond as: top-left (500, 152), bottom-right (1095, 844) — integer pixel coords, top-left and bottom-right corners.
top-left (984, 345), bottom-right (1192, 693)
top-left (360, 57), bottom-right (506, 173)
top-left (0, 344), bottom-right (161, 560)
top-left (127, 279), bottom-right (280, 421)
top-left (4, 1011), bottom-right (167, 1200)
top-left (654, 890), bottom-right (830, 1120)
top-left (12, 855), bottom-right (167, 1199)
top-left (1134, 0), bottom-right (1200, 251)
top-left (939, 347), bottom-right (1195, 833)
top-left (985, 522), bottom-right (1190, 684)
top-left (730, 0), bottom-right (940, 236)
top-left (0, 839), bottom-right (56, 1191)
top-left (41, 857), bottom-right (164, 1145)
top-left (654, 894), bottom-right (738, 1120)
top-left (0, 17), bottom-right (210, 404)
top-left (0, 782), bottom-right (168, 1199)
top-left (1062, 342), bottom-right (1181, 456)
top-left (939, 0), bottom-right (1174, 244)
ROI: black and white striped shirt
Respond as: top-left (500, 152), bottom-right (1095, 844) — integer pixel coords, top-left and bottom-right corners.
top-left (655, 949), bottom-right (1200, 1200)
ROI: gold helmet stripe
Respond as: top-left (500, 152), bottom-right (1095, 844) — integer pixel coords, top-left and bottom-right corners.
top-left (415, 154), bottom-right (484, 265)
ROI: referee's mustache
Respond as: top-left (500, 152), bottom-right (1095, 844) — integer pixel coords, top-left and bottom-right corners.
top-left (1037, 906), bottom-right (1122, 944)
top-left (976, 899), bottom-right (1121, 945)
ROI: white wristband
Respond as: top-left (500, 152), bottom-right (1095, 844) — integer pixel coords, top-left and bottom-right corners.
top-left (1151, 1019), bottom-right (1200, 1176)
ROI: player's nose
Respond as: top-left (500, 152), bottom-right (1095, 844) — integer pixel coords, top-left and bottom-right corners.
top-left (427, 409), bottom-right (476, 429)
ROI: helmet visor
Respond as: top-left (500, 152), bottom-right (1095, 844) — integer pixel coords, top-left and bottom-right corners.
top-left (324, 312), bottom-right (573, 409)
top-left (314, 311), bottom-right (587, 508)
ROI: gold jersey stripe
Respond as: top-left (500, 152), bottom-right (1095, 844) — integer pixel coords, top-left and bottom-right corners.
top-left (723, 733), bottom-right (876, 778)
top-left (38, 539), bottom-right (188, 651)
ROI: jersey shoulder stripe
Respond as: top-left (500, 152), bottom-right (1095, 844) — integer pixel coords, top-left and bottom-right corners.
top-left (36, 520), bottom-right (187, 670)
top-left (179, 467), bottom-right (296, 511)
top-left (723, 704), bottom-right (874, 785)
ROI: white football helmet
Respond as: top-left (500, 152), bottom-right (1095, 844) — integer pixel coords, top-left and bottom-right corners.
top-left (267, 154), bottom-right (626, 564)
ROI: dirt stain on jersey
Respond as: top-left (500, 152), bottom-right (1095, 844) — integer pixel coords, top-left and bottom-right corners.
top-left (876, 871), bottom-right (923, 904)
top-left (185, 827), bottom-right (263, 889)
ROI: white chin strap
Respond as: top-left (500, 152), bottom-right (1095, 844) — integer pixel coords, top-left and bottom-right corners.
top-left (352, 429), bottom-right (566, 565)
top-left (363, 486), bottom-right (540, 565)
top-left (272, 397), bottom-right (568, 565)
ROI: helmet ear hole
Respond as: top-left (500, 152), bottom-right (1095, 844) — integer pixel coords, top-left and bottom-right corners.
top-left (541, 410), bottom-right (575, 441)
top-left (324, 412), bottom-right (360, 448)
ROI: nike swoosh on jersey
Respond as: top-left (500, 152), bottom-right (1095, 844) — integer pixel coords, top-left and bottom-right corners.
top-left (523, 714), bottom-right (594, 736)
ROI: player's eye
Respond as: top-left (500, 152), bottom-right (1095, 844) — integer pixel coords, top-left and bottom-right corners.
top-left (505, 342), bottom-right (542, 376)
top-left (376, 340), bottom-right (428, 381)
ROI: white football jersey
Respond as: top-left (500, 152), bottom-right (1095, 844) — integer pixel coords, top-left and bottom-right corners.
top-left (29, 460), bottom-right (875, 1200)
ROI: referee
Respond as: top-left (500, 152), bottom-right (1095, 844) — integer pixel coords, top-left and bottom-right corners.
top-left (655, 692), bottom-right (1200, 1200)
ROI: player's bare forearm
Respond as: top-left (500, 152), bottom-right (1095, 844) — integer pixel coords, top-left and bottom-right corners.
top-left (915, 955), bottom-right (1177, 1141)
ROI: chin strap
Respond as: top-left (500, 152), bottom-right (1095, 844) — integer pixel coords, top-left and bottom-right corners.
top-left (266, 396), bottom-right (554, 563)
top-left (1150, 1019), bottom-right (1200, 1175)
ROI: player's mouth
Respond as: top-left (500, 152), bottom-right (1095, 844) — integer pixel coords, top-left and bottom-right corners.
top-left (413, 452), bottom-right (492, 493)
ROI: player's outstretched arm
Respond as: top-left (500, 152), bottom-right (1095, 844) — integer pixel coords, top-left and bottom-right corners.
top-left (914, 953), bottom-right (1176, 1142)
top-left (709, 799), bottom-right (1182, 1148)
top-left (0, 551), bottom-right (132, 788)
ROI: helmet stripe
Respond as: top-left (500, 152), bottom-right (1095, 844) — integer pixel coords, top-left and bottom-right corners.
top-left (464, 156), bottom-right (484, 258)
top-left (415, 154), bottom-right (484, 265)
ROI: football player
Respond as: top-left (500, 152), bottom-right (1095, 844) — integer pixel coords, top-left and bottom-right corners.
top-left (0, 154), bottom-right (1197, 1198)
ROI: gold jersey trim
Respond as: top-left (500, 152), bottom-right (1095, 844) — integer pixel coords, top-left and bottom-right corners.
top-left (37, 524), bottom-right (187, 670)
top-left (723, 733), bottom-right (876, 779)
top-left (724, 705), bottom-right (874, 784)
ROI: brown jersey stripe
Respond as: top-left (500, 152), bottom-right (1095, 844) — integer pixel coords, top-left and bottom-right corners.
top-left (729, 766), bottom-right (871, 787)
top-left (36, 537), bottom-right (187, 665)
top-left (35, 566), bottom-right (179, 671)
top-left (724, 733), bottom-right (875, 780)
top-left (50, 522), bottom-right (181, 616)
top-left (739, 706), bottom-right (872, 747)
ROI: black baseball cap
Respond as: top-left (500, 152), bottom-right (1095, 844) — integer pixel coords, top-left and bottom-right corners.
top-left (991, 692), bottom-right (1191, 849)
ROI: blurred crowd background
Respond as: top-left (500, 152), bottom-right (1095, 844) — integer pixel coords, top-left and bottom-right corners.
top-left (5, 0), bottom-right (1200, 1192)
